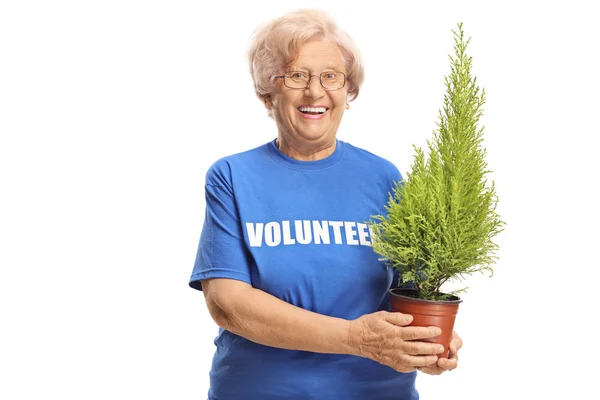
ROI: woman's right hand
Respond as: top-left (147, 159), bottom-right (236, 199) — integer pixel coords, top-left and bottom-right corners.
top-left (347, 311), bottom-right (444, 373)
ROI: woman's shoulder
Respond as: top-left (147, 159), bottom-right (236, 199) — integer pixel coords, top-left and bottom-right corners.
top-left (210, 142), bottom-right (269, 166)
top-left (341, 141), bottom-right (402, 180)
top-left (204, 142), bottom-right (271, 186)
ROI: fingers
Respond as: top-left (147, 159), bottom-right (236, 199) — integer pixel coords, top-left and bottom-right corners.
top-left (437, 356), bottom-right (458, 371)
top-left (417, 355), bottom-right (457, 375)
top-left (435, 342), bottom-right (459, 372)
top-left (381, 311), bottom-right (413, 327)
top-left (400, 325), bottom-right (442, 341)
top-left (389, 354), bottom-right (439, 373)
top-left (402, 340), bottom-right (445, 356)
top-left (380, 312), bottom-right (442, 341)
top-left (449, 330), bottom-right (463, 353)
top-left (360, 312), bottom-right (459, 374)
top-left (401, 353), bottom-right (440, 368)
top-left (417, 365), bottom-right (443, 375)
top-left (416, 331), bottom-right (462, 375)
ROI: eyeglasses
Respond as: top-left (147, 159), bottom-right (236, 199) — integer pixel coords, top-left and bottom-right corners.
top-left (274, 71), bottom-right (346, 90)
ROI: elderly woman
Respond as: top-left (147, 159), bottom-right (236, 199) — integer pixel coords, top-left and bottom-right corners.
top-left (189, 8), bottom-right (462, 400)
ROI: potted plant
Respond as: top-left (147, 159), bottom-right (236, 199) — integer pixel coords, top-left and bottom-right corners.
top-left (369, 23), bottom-right (505, 358)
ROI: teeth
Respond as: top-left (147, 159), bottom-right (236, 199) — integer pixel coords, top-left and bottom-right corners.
top-left (298, 106), bottom-right (327, 113)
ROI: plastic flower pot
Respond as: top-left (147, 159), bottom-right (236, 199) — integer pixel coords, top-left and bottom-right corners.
top-left (389, 288), bottom-right (462, 359)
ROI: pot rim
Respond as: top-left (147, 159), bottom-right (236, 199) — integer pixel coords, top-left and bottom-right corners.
top-left (389, 288), bottom-right (463, 304)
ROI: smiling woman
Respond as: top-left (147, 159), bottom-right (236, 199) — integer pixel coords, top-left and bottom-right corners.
top-left (188, 8), bottom-right (462, 400)
top-left (247, 9), bottom-right (363, 160)
top-left (266, 40), bottom-right (348, 158)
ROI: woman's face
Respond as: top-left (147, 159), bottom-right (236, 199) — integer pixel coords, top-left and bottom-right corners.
top-left (268, 40), bottom-right (349, 152)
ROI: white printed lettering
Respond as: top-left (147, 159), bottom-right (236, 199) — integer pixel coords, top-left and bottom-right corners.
top-left (313, 220), bottom-right (330, 244)
top-left (295, 220), bottom-right (312, 244)
top-left (329, 221), bottom-right (344, 244)
top-left (282, 221), bottom-right (296, 245)
top-left (357, 223), bottom-right (371, 246)
top-left (264, 222), bottom-right (281, 247)
top-left (246, 219), bottom-right (373, 248)
top-left (246, 222), bottom-right (264, 247)
top-left (344, 221), bottom-right (359, 245)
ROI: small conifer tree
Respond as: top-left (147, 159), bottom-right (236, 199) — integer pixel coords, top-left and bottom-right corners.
top-left (370, 23), bottom-right (505, 301)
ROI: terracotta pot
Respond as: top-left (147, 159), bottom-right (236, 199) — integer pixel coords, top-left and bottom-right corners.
top-left (389, 288), bottom-right (462, 359)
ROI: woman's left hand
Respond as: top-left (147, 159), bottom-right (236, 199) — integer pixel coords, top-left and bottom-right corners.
top-left (417, 330), bottom-right (463, 375)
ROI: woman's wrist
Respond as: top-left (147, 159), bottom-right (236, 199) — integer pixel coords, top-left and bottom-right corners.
top-left (342, 318), bottom-right (365, 358)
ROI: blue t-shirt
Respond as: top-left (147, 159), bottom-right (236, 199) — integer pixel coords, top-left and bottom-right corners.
top-left (189, 139), bottom-right (417, 400)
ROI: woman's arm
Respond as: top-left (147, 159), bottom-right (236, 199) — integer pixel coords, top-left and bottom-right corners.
top-left (202, 278), bottom-right (444, 373)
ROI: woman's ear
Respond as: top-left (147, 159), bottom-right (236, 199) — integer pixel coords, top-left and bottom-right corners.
top-left (345, 102), bottom-right (350, 110)
top-left (264, 95), bottom-right (273, 109)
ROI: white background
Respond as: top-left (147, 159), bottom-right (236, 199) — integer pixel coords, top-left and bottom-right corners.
top-left (1, 0), bottom-right (598, 399)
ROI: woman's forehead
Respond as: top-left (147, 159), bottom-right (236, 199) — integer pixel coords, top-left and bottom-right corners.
top-left (288, 41), bottom-right (345, 71)
top-left (288, 62), bottom-right (341, 71)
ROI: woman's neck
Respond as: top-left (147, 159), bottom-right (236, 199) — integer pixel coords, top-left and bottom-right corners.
top-left (276, 137), bottom-right (336, 161)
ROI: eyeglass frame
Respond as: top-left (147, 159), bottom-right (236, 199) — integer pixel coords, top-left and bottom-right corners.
top-left (273, 70), bottom-right (347, 91)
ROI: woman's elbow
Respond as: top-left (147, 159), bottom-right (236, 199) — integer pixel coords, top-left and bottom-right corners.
top-left (201, 278), bottom-right (249, 330)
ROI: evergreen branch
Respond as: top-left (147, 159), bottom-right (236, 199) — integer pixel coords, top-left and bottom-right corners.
top-left (369, 23), bottom-right (506, 300)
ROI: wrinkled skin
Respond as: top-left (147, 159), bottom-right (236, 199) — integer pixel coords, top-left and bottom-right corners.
top-left (348, 311), bottom-right (444, 373)
top-left (418, 330), bottom-right (463, 375)
top-left (348, 311), bottom-right (462, 374)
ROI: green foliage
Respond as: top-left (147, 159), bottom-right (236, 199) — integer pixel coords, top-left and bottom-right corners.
top-left (370, 23), bottom-right (505, 301)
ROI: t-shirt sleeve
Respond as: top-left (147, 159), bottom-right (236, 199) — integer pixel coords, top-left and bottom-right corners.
top-left (188, 169), bottom-right (253, 291)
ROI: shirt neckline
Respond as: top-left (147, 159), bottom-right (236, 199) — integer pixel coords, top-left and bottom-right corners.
top-left (267, 139), bottom-right (345, 171)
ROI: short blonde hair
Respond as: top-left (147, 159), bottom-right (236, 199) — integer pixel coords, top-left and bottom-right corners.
top-left (247, 9), bottom-right (364, 110)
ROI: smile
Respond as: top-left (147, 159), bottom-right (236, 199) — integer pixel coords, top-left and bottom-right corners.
top-left (297, 106), bottom-right (329, 120)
